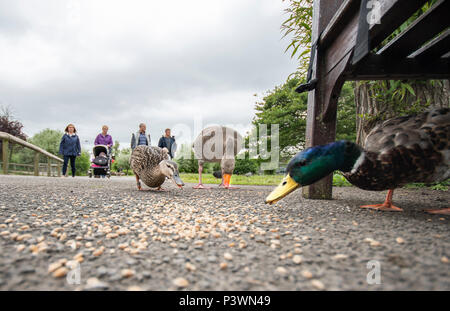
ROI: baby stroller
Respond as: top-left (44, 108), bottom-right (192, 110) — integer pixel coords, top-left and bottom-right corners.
top-left (88, 145), bottom-right (112, 178)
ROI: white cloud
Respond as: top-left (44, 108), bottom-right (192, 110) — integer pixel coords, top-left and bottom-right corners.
top-left (0, 0), bottom-right (297, 150)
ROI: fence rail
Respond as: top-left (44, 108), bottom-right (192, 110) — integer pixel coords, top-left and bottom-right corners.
top-left (0, 131), bottom-right (63, 177)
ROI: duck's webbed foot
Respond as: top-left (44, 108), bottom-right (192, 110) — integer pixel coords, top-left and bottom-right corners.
top-left (424, 208), bottom-right (450, 215)
top-left (193, 183), bottom-right (211, 189)
top-left (360, 203), bottom-right (403, 212)
top-left (360, 189), bottom-right (403, 212)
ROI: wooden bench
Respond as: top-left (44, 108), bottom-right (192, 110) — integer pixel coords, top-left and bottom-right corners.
top-left (299, 0), bottom-right (450, 199)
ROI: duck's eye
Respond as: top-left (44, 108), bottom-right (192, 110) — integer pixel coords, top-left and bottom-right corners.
top-left (297, 159), bottom-right (307, 167)
top-left (282, 181), bottom-right (287, 186)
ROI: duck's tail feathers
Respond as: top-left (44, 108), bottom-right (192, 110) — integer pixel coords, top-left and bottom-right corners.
top-left (212, 170), bottom-right (222, 179)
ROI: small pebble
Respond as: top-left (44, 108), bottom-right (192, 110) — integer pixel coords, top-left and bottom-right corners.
top-left (332, 254), bottom-right (348, 260)
top-left (301, 270), bottom-right (313, 279)
top-left (121, 269), bottom-right (135, 278)
top-left (311, 279), bottom-right (325, 290)
top-left (224, 253), bottom-right (233, 261)
top-left (185, 262), bottom-right (196, 272)
top-left (275, 267), bottom-right (288, 276)
top-left (173, 277), bottom-right (189, 288)
top-left (292, 255), bottom-right (302, 264)
top-left (52, 267), bottom-right (68, 278)
top-left (127, 286), bottom-right (143, 291)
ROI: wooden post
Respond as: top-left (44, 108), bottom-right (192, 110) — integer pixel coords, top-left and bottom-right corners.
top-left (57, 164), bottom-right (61, 177)
top-left (47, 158), bottom-right (51, 177)
top-left (302, 0), bottom-right (343, 200)
top-left (34, 152), bottom-right (40, 176)
top-left (2, 139), bottom-right (8, 174)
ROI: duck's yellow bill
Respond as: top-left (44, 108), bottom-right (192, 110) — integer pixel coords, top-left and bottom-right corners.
top-left (265, 175), bottom-right (300, 205)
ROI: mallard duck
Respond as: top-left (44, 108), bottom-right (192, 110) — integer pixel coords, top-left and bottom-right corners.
top-left (130, 145), bottom-right (184, 190)
top-left (192, 125), bottom-right (243, 189)
top-left (266, 108), bottom-right (450, 214)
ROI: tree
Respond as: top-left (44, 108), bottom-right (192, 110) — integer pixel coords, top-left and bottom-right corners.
top-left (253, 77), bottom-right (308, 157)
top-left (281, 0), bottom-right (313, 78)
top-left (115, 148), bottom-right (131, 174)
top-left (112, 140), bottom-right (120, 157)
top-left (0, 105), bottom-right (27, 159)
top-left (0, 106), bottom-right (26, 140)
top-left (252, 78), bottom-right (356, 158)
top-left (29, 129), bottom-right (63, 155)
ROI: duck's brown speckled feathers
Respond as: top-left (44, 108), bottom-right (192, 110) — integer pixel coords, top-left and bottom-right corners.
top-left (130, 145), bottom-right (169, 188)
top-left (344, 108), bottom-right (449, 191)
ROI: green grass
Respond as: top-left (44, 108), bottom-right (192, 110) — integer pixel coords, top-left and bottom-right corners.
top-left (179, 173), bottom-right (284, 186)
top-left (179, 173), bottom-right (354, 187)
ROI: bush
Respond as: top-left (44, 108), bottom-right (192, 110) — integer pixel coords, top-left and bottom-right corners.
top-left (233, 158), bottom-right (259, 175)
top-left (115, 149), bottom-right (131, 174)
top-left (176, 151), bottom-right (198, 173)
top-left (75, 150), bottom-right (91, 176)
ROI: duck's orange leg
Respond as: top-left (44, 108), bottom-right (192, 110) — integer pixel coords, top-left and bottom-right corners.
top-left (360, 189), bottom-right (403, 212)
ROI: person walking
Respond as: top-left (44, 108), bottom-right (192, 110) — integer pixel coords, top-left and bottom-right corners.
top-left (131, 123), bottom-right (151, 150)
top-left (59, 124), bottom-right (81, 177)
top-left (158, 128), bottom-right (177, 159)
top-left (94, 125), bottom-right (113, 148)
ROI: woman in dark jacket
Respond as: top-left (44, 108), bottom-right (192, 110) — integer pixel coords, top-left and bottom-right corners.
top-left (59, 124), bottom-right (81, 177)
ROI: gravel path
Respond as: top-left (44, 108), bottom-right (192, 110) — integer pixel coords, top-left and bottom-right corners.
top-left (0, 175), bottom-right (448, 290)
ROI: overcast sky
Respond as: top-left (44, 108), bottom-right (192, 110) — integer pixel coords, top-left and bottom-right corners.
top-left (0, 0), bottom-right (296, 151)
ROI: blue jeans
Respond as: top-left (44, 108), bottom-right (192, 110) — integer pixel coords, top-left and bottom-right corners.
top-left (62, 155), bottom-right (76, 177)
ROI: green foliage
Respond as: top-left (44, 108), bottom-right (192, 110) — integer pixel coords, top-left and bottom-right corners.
top-left (336, 82), bottom-right (356, 142)
top-left (112, 140), bottom-right (120, 157)
top-left (234, 155), bottom-right (259, 175)
top-left (115, 148), bottom-right (131, 174)
top-left (176, 150), bottom-right (198, 173)
top-left (281, 0), bottom-right (313, 77)
top-left (12, 128), bottom-right (64, 164)
top-left (29, 129), bottom-right (64, 155)
top-left (253, 77), bottom-right (308, 156)
top-left (75, 150), bottom-right (90, 176)
top-left (252, 79), bottom-right (356, 159)
top-left (333, 173), bottom-right (352, 187)
top-left (404, 179), bottom-right (449, 191)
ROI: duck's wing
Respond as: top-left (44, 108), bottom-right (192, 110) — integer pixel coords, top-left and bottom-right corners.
top-left (362, 108), bottom-right (449, 184)
top-left (130, 146), bottom-right (166, 173)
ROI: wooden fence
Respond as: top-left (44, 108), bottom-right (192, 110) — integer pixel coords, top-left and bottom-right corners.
top-left (0, 131), bottom-right (63, 177)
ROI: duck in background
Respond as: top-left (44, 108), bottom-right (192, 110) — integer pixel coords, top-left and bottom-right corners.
top-left (130, 145), bottom-right (184, 191)
top-left (192, 125), bottom-right (243, 189)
